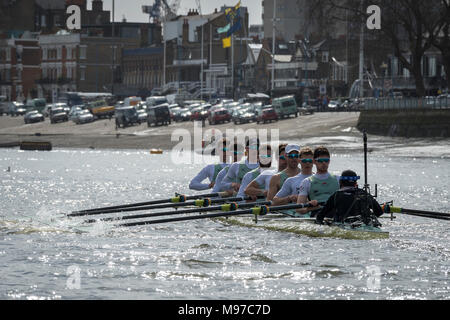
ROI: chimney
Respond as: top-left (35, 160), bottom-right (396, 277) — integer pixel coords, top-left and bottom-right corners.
top-left (182, 19), bottom-right (189, 44)
top-left (92, 0), bottom-right (103, 12)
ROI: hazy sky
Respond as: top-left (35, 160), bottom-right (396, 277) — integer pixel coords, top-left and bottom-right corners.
top-left (96, 0), bottom-right (263, 25)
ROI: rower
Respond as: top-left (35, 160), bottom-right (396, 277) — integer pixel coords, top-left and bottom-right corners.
top-left (244, 143), bottom-right (288, 200)
top-left (315, 170), bottom-right (383, 225)
top-left (211, 142), bottom-right (244, 193)
top-left (296, 146), bottom-right (339, 216)
top-left (217, 138), bottom-right (260, 195)
top-left (266, 144), bottom-right (302, 201)
top-left (237, 144), bottom-right (274, 200)
top-left (189, 138), bottom-right (230, 191)
top-left (271, 146), bottom-right (314, 205)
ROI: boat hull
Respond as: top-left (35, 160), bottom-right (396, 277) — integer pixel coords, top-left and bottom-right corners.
top-left (215, 213), bottom-right (389, 240)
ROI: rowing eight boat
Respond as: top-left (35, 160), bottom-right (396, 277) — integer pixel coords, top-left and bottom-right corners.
top-left (215, 212), bottom-right (389, 240)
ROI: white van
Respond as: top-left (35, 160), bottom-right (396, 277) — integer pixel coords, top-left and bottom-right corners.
top-left (146, 96), bottom-right (168, 108)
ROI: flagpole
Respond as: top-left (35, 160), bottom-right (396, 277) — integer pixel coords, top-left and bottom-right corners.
top-left (231, 33), bottom-right (234, 99)
top-left (271, 0), bottom-right (276, 93)
top-left (210, 23), bottom-right (213, 100)
top-left (201, 22), bottom-right (204, 101)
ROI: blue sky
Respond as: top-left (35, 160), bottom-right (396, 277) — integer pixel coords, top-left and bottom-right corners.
top-left (97, 0), bottom-right (263, 25)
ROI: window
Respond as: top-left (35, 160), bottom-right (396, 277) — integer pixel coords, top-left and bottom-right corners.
top-left (429, 56), bottom-right (436, 77)
top-left (66, 46), bottom-right (72, 59)
top-left (322, 51), bottom-right (329, 63)
top-left (79, 46), bottom-right (87, 59)
top-left (80, 66), bottom-right (86, 80)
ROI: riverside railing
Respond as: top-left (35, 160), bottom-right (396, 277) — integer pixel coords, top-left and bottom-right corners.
top-left (364, 96), bottom-right (450, 111)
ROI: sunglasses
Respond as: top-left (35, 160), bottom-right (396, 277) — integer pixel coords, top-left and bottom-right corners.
top-left (279, 155), bottom-right (286, 160)
top-left (287, 154), bottom-right (300, 159)
top-left (301, 159), bottom-right (313, 164)
top-left (259, 155), bottom-right (272, 159)
top-left (315, 158), bottom-right (330, 163)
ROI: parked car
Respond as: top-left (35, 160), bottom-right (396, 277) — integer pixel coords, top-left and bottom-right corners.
top-left (115, 107), bottom-right (139, 128)
top-left (42, 104), bottom-right (53, 117)
top-left (327, 100), bottom-right (340, 110)
top-left (234, 108), bottom-right (256, 124)
top-left (24, 110), bottom-right (44, 124)
top-left (137, 109), bottom-right (148, 123)
top-left (147, 104), bottom-right (171, 127)
top-left (87, 100), bottom-right (115, 119)
top-left (208, 108), bottom-right (231, 125)
top-left (256, 106), bottom-right (278, 124)
top-left (146, 96), bottom-right (168, 108)
top-left (73, 109), bottom-right (95, 124)
top-left (50, 106), bottom-right (68, 124)
top-left (176, 109), bottom-right (191, 121)
top-left (8, 102), bottom-right (27, 116)
top-left (272, 96), bottom-right (298, 118)
top-left (169, 105), bottom-right (181, 120)
top-left (25, 98), bottom-right (46, 113)
top-left (53, 102), bottom-right (70, 114)
top-left (190, 104), bottom-right (211, 121)
top-left (68, 106), bottom-right (83, 121)
top-left (298, 102), bottom-right (315, 115)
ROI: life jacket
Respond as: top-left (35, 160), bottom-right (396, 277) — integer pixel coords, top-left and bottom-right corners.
top-left (308, 174), bottom-right (339, 203)
top-left (332, 188), bottom-right (381, 226)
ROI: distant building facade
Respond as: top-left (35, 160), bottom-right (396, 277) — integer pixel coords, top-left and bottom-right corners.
top-left (0, 34), bottom-right (41, 101)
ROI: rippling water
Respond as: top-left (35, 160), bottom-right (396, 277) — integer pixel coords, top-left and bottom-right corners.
top-left (0, 147), bottom-right (449, 300)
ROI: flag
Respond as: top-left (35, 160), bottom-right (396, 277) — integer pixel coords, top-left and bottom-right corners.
top-left (222, 36), bottom-right (231, 48)
top-left (217, 23), bottom-right (231, 34)
top-left (226, 15), bottom-right (242, 37)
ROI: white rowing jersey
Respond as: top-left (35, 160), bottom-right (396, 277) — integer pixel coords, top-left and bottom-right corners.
top-left (212, 165), bottom-right (230, 193)
top-left (189, 163), bottom-right (228, 191)
top-left (237, 168), bottom-right (276, 199)
top-left (275, 173), bottom-right (313, 198)
top-left (219, 160), bottom-right (259, 191)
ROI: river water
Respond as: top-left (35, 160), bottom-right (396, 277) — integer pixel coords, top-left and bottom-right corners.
top-left (0, 138), bottom-right (449, 300)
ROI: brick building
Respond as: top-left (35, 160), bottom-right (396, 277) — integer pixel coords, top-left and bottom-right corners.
top-left (0, 33), bottom-right (41, 101)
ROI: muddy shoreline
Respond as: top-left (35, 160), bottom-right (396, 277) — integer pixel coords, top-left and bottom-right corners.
top-left (0, 112), bottom-right (362, 151)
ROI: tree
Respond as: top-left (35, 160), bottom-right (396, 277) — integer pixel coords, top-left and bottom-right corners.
top-left (426, 0), bottom-right (450, 91)
top-left (324, 0), bottom-right (445, 96)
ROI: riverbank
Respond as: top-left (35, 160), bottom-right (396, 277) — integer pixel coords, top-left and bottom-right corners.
top-left (1, 111), bottom-right (450, 157)
top-left (0, 112), bottom-right (361, 150)
top-left (358, 109), bottom-right (450, 138)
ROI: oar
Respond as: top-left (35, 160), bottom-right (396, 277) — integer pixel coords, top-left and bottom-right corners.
top-left (67, 196), bottom-right (262, 218)
top-left (71, 192), bottom-right (227, 215)
top-left (388, 206), bottom-right (450, 221)
top-left (117, 203), bottom-right (312, 228)
top-left (84, 200), bottom-right (272, 224)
